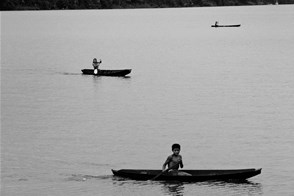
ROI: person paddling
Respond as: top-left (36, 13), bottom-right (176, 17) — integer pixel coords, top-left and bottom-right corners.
top-left (92, 58), bottom-right (102, 74)
top-left (162, 143), bottom-right (191, 176)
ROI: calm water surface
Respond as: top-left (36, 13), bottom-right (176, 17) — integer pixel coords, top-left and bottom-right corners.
top-left (1, 5), bottom-right (294, 196)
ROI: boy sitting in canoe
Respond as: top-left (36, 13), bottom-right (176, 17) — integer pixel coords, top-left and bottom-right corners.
top-left (162, 143), bottom-right (191, 176)
top-left (92, 58), bottom-right (102, 74)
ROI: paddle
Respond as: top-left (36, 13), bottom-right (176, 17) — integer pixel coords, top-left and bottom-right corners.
top-left (149, 162), bottom-right (180, 181)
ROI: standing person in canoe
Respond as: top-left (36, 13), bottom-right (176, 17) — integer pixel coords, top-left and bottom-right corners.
top-left (92, 58), bottom-right (102, 74)
top-left (162, 143), bottom-right (191, 176)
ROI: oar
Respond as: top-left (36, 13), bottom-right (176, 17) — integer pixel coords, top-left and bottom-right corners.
top-left (149, 162), bottom-right (180, 181)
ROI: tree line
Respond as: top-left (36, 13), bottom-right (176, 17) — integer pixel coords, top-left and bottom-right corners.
top-left (1, 0), bottom-right (293, 10)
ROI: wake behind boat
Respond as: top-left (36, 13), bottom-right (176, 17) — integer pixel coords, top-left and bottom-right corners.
top-left (81, 69), bottom-right (131, 77)
top-left (112, 168), bottom-right (261, 182)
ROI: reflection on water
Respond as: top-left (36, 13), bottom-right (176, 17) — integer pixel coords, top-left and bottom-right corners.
top-left (161, 182), bottom-right (185, 196)
top-left (80, 74), bottom-right (132, 86)
top-left (111, 176), bottom-right (263, 196)
top-left (193, 180), bottom-right (263, 195)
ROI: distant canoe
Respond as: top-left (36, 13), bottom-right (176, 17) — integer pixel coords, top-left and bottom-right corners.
top-left (211, 24), bottom-right (241, 27)
top-left (112, 168), bottom-right (262, 182)
top-left (81, 69), bottom-right (131, 77)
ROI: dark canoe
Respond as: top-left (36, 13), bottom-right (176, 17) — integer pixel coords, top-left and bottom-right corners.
top-left (81, 69), bottom-right (131, 76)
top-left (112, 168), bottom-right (261, 182)
top-left (211, 24), bottom-right (241, 27)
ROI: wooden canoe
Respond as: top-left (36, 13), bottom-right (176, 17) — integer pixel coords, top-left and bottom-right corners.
top-left (112, 168), bottom-right (261, 182)
top-left (81, 69), bottom-right (131, 77)
top-left (211, 24), bottom-right (241, 27)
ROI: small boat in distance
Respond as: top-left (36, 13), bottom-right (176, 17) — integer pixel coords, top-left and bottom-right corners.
top-left (212, 21), bottom-right (241, 28)
top-left (112, 168), bottom-right (262, 182)
top-left (81, 69), bottom-right (131, 77)
top-left (211, 24), bottom-right (241, 28)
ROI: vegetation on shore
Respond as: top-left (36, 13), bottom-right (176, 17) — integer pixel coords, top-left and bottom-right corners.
top-left (1, 0), bottom-right (293, 10)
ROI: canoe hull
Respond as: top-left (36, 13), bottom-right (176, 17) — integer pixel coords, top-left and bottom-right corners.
top-left (112, 168), bottom-right (261, 182)
top-left (81, 69), bottom-right (131, 76)
top-left (211, 24), bottom-right (241, 27)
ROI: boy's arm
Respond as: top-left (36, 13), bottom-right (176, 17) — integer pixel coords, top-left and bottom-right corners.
top-left (162, 163), bottom-right (166, 171)
top-left (179, 155), bottom-right (184, 168)
top-left (162, 156), bottom-right (171, 171)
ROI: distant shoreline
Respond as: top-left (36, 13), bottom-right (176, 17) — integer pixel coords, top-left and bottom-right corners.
top-left (1, 0), bottom-right (292, 11)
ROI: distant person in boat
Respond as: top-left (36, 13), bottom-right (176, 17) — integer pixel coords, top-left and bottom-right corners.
top-left (215, 21), bottom-right (219, 26)
top-left (162, 143), bottom-right (191, 176)
top-left (92, 58), bottom-right (102, 74)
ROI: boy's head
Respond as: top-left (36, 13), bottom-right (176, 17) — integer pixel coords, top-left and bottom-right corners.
top-left (171, 143), bottom-right (181, 155)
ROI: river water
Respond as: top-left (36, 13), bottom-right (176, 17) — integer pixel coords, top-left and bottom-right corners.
top-left (1, 5), bottom-right (294, 196)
